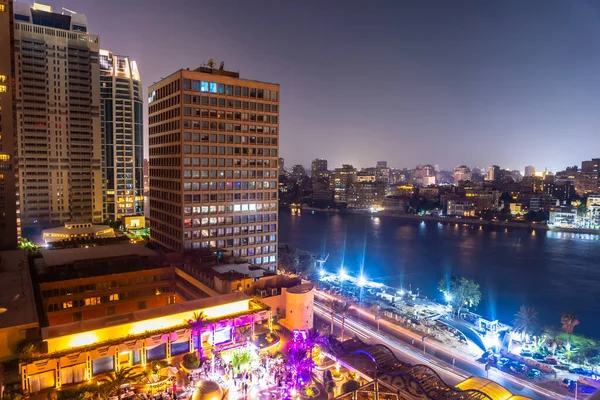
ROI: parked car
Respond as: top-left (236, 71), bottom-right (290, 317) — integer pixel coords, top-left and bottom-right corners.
top-left (561, 378), bottom-right (573, 388)
top-left (509, 361), bottom-right (527, 374)
top-left (544, 357), bottom-right (558, 365)
top-left (570, 367), bottom-right (594, 376)
top-left (520, 349), bottom-right (533, 357)
top-left (497, 357), bottom-right (510, 369)
top-left (527, 368), bottom-right (541, 379)
top-left (578, 384), bottom-right (597, 394)
top-left (532, 353), bottom-right (545, 361)
top-left (476, 351), bottom-right (494, 364)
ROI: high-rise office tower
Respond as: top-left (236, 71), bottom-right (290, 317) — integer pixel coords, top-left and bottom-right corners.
top-left (99, 50), bottom-right (143, 221)
top-left (311, 158), bottom-right (327, 178)
top-left (148, 63), bottom-right (279, 271)
top-left (0, 0), bottom-right (19, 249)
top-left (12, 3), bottom-right (102, 229)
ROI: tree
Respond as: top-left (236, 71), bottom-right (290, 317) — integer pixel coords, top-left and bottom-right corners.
top-left (278, 244), bottom-right (299, 273)
top-left (561, 313), bottom-right (580, 352)
top-left (332, 301), bottom-right (352, 341)
top-left (513, 305), bottom-right (539, 339)
top-left (342, 379), bottom-right (361, 394)
top-left (542, 326), bottom-right (564, 356)
top-left (108, 366), bottom-right (137, 399)
top-left (438, 276), bottom-right (481, 318)
top-left (187, 311), bottom-right (206, 358)
top-left (572, 339), bottom-right (599, 369)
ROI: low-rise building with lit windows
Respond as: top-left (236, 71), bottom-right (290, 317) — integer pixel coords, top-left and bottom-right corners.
top-left (14, 243), bottom-right (315, 395)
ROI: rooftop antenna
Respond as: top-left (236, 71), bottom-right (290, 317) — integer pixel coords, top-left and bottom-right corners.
top-left (219, 61), bottom-right (225, 70)
top-left (207, 58), bottom-right (216, 69)
top-left (62, 7), bottom-right (77, 15)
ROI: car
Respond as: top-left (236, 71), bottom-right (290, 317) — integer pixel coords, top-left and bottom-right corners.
top-left (544, 357), bottom-right (558, 365)
top-left (527, 368), bottom-right (541, 379)
top-left (532, 353), bottom-right (545, 361)
top-left (570, 367), bottom-right (594, 376)
top-left (509, 361), bottom-right (527, 374)
top-left (476, 351), bottom-right (494, 364)
top-left (578, 384), bottom-right (597, 394)
top-left (497, 357), bottom-right (510, 368)
top-left (561, 378), bottom-right (574, 388)
top-left (520, 349), bottom-right (533, 357)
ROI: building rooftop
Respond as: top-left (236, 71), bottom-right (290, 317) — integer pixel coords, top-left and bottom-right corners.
top-left (42, 292), bottom-right (252, 340)
top-left (0, 250), bottom-right (39, 328)
top-left (211, 263), bottom-right (266, 279)
top-left (39, 243), bottom-right (157, 268)
top-left (287, 283), bottom-right (315, 294)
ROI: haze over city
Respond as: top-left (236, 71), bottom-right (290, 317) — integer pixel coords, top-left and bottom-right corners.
top-left (37, 0), bottom-right (600, 171)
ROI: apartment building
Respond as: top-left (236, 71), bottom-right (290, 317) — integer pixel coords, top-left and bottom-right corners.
top-left (99, 49), bottom-right (144, 220)
top-left (0, 0), bottom-right (19, 248)
top-left (12, 2), bottom-right (102, 229)
top-left (148, 64), bottom-right (279, 271)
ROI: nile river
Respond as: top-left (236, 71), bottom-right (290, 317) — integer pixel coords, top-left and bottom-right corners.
top-left (279, 211), bottom-right (600, 337)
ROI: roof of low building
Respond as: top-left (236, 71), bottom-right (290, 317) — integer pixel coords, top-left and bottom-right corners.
top-left (0, 250), bottom-right (39, 329)
top-left (455, 377), bottom-right (532, 400)
top-left (211, 263), bottom-right (266, 279)
top-left (40, 243), bottom-right (157, 267)
top-left (42, 224), bottom-right (114, 236)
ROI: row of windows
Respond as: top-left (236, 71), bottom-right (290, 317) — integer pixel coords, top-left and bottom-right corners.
top-left (183, 214), bottom-right (277, 227)
top-left (40, 274), bottom-right (172, 298)
top-left (183, 96), bottom-right (278, 113)
top-left (45, 286), bottom-right (170, 312)
top-left (183, 181), bottom-right (277, 191)
top-left (183, 79), bottom-right (278, 101)
top-left (183, 120), bottom-right (278, 134)
top-left (183, 109), bottom-right (277, 124)
top-left (183, 132), bottom-right (277, 145)
top-left (184, 203), bottom-right (276, 214)
top-left (182, 158), bottom-right (277, 167)
top-left (183, 146), bottom-right (277, 156)
top-left (183, 170), bottom-right (276, 179)
top-left (182, 192), bottom-right (278, 203)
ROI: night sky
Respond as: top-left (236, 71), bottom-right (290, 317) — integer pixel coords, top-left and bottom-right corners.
top-left (39, 0), bottom-right (600, 171)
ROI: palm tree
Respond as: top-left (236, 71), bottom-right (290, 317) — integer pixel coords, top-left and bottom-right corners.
top-left (333, 301), bottom-right (352, 341)
top-left (187, 311), bottom-right (206, 358)
top-left (305, 328), bottom-right (323, 373)
top-left (513, 305), bottom-right (539, 341)
top-left (542, 326), bottom-right (564, 356)
top-left (561, 312), bottom-right (580, 352)
top-left (108, 366), bottom-right (138, 399)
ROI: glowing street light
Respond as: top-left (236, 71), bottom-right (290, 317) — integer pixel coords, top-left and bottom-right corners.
top-left (357, 274), bottom-right (367, 287)
top-left (444, 293), bottom-right (452, 302)
top-left (319, 269), bottom-right (326, 278)
top-left (339, 267), bottom-right (348, 281)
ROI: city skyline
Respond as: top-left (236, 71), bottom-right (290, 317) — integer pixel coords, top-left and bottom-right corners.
top-left (37, 0), bottom-right (600, 171)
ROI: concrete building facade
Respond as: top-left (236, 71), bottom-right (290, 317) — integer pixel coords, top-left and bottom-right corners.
top-left (148, 65), bottom-right (279, 271)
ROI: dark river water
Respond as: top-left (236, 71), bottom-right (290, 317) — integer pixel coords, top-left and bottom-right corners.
top-left (279, 211), bottom-right (600, 337)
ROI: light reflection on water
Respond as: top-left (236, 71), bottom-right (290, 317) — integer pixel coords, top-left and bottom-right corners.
top-left (279, 211), bottom-right (600, 337)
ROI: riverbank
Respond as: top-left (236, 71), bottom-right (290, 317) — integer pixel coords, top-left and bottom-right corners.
top-left (301, 206), bottom-right (600, 236)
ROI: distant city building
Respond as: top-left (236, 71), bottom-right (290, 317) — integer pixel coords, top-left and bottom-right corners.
top-left (487, 165), bottom-right (500, 182)
top-left (543, 181), bottom-right (574, 206)
top-left (278, 157), bottom-right (285, 175)
top-left (99, 49), bottom-right (144, 220)
top-left (575, 172), bottom-right (598, 196)
top-left (586, 195), bottom-right (600, 227)
top-left (447, 199), bottom-right (475, 217)
top-left (331, 164), bottom-right (356, 204)
top-left (12, 2), bottom-right (103, 228)
top-left (453, 165), bottom-right (472, 183)
top-left (510, 170), bottom-right (522, 183)
top-left (376, 161), bottom-right (387, 169)
top-left (465, 188), bottom-right (500, 213)
top-left (311, 158), bottom-right (328, 179)
top-left (529, 194), bottom-right (557, 212)
top-left (549, 207), bottom-right (578, 227)
top-left (581, 158), bottom-right (599, 174)
top-left (143, 158), bottom-right (149, 193)
top-left (382, 196), bottom-right (407, 213)
top-left (348, 172), bottom-right (386, 209)
top-left (148, 63), bottom-right (279, 270)
top-left (0, 0), bottom-right (19, 249)
top-left (524, 165), bottom-right (536, 177)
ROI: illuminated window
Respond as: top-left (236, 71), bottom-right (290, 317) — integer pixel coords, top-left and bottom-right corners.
top-left (109, 293), bottom-right (119, 301)
top-left (0, 154), bottom-right (10, 161)
top-left (0, 85), bottom-right (6, 93)
top-left (0, 75), bottom-right (6, 82)
top-left (62, 301), bottom-right (73, 309)
top-left (0, 5), bottom-right (5, 12)
top-left (209, 82), bottom-right (217, 93)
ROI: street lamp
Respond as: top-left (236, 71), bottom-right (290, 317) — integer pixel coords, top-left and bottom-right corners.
top-left (444, 293), bottom-right (452, 302)
top-left (339, 267), bottom-right (348, 281)
top-left (319, 269), bottom-right (326, 278)
top-left (357, 274), bottom-right (367, 287)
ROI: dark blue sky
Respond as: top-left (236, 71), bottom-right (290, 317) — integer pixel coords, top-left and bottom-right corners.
top-left (41, 0), bottom-right (600, 171)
